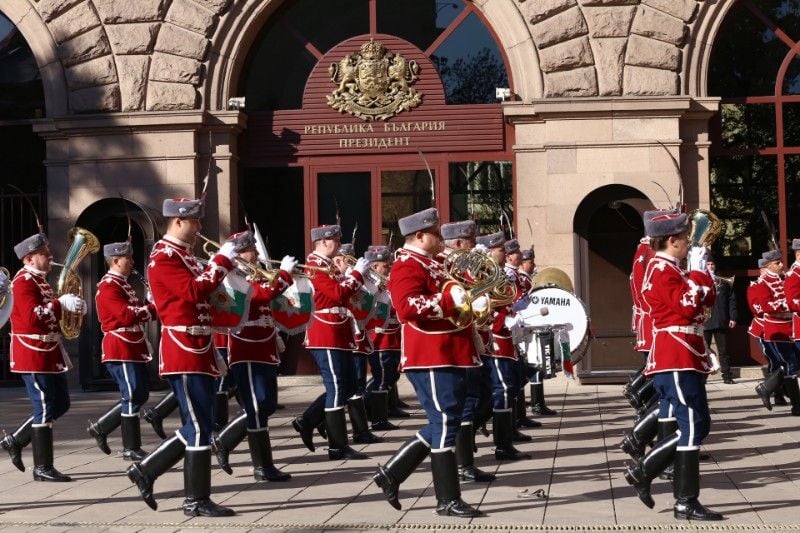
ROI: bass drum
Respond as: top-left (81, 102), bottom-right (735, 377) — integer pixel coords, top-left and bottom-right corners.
top-left (518, 286), bottom-right (590, 365)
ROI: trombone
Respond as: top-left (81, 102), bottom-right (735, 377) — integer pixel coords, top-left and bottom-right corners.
top-left (196, 233), bottom-right (332, 281)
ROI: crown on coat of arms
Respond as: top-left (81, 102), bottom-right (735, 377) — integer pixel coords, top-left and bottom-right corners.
top-left (360, 40), bottom-right (385, 60)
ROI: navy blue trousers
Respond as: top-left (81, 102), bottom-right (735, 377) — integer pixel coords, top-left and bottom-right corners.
top-left (461, 365), bottom-right (490, 422)
top-left (311, 349), bottom-right (356, 409)
top-left (367, 350), bottom-right (401, 392)
top-left (772, 341), bottom-right (800, 377)
top-left (652, 371), bottom-right (710, 449)
top-left (21, 373), bottom-right (70, 425)
top-left (166, 373), bottom-right (214, 447)
top-left (106, 362), bottom-right (150, 415)
top-left (230, 362), bottom-right (278, 430)
top-left (353, 354), bottom-right (369, 397)
top-left (482, 356), bottom-right (519, 411)
top-left (405, 368), bottom-right (466, 450)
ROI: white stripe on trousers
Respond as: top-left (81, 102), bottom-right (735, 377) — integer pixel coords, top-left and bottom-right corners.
top-left (326, 349), bottom-right (340, 407)
top-left (33, 377), bottom-right (47, 425)
top-left (493, 358), bottom-right (510, 410)
top-left (182, 375), bottom-right (201, 448)
top-left (122, 363), bottom-right (134, 416)
top-left (247, 362), bottom-right (262, 430)
top-left (429, 370), bottom-right (448, 450)
top-left (672, 371), bottom-right (695, 447)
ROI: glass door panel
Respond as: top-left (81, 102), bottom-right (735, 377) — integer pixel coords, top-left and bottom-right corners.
top-left (317, 171), bottom-right (371, 256)
top-left (381, 169), bottom-right (435, 250)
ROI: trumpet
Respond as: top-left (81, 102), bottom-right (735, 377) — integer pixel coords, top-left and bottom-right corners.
top-left (196, 233), bottom-right (333, 281)
top-left (342, 254), bottom-right (387, 288)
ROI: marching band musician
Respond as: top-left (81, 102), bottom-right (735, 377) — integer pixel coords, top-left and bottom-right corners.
top-left (87, 241), bottom-right (155, 462)
top-left (126, 197), bottom-right (237, 517)
top-left (440, 220), bottom-right (495, 483)
top-left (752, 249), bottom-right (800, 414)
top-left (519, 248), bottom-right (536, 278)
top-left (625, 210), bottom-right (722, 521)
top-left (336, 242), bottom-right (382, 445)
top-left (783, 240), bottom-right (800, 412)
top-left (504, 238), bottom-right (546, 429)
top-left (476, 232), bottom-right (531, 461)
top-left (364, 245), bottom-right (402, 432)
top-left (374, 208), bottom-right (484, 518)
top-left (291, 225), bottom-right (372, 460)
top-left (750, 258), bottom-right (788, 410)
top-left (1, 233), bottom-right (86, 482)
top-left (212, 230), bottom-right (295, 481)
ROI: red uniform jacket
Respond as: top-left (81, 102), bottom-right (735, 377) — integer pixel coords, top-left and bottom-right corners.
top-left (784, 261), bottom-right (800, 339)
top-left (147, 235), bottom-right (233, 376)
top-left (95, 271), bottom-right (155, 363)
top-left (9, 266), bottom-right (70, 373)
top-left (367, 296), bottom-right (401, 351)
top-left (388, 245), bottom-right (481, 370)
top-left (746, 280), bottom-right (765, 339)
top-left (630, 240), bottom-right (654, 352)
top-left (641, 252), bottom-right (716, 375)
top-left (749, 271), bottom-right (793, 342)
top-left (224, 269), bottom-right (292, 366)
top-left (303, 252), bottom-right (363, 351)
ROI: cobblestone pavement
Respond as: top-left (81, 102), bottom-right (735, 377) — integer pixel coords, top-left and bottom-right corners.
top-left (0, 373), bottom-right (796, 532)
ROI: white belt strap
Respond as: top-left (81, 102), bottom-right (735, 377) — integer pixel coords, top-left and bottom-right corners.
top-left (315, 307), bottom-right (349, 315)
top-left (163, 325), bottom-right (213, 336)
top-left (13, 333), bottom-right (61, 342)
top-left (654, 325), bottom-right (703, 337)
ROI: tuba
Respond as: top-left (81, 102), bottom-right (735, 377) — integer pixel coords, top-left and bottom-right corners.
top-left (0, 267), bottom-right (11, 328)
top-left (56, 227), bottom-right (100, 339)
top-left (688, 209), bottom-right (723, 248)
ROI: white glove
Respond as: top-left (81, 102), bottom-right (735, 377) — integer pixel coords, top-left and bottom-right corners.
top-left (687, 246), bottom-right (708, 272)
top-left (279, 255), bottom-right (298, 273)
top-left (473, 244), bottom-right (488, 254)
top-left (217, 241), bottom-right (238, 260)
top-left (708, 350), bottom-right (721, 374)
top-left (214, 349), bottom-right (228, 377)
top-left (78, 296), bottom-right (88, 316)
top-left (471, 295), bottom-right (490, 314)
top-left (449, 284), bottom-right (468, 308)
top-left (58, 293), bottom-right (83, 313)
top-left (354, 256), bottom-right (371, 275)
top-left (145, 289), bottom-right (154, 304)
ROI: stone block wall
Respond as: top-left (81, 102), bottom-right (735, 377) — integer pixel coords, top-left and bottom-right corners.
top-left (28, 0), bottom-right (233, 113)
top-left (516, 0), bottom-right (702, 97)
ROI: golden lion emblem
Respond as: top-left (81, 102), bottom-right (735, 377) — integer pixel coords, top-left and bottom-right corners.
top-left (327, 40), bottom-right (422, 121)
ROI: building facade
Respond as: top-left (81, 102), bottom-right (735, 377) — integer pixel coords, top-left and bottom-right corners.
top-left (0, 0), bottom-right (789, 384)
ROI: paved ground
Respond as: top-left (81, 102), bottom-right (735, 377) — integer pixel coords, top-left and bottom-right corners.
top-left (0, 372), bottom-right (796, 532)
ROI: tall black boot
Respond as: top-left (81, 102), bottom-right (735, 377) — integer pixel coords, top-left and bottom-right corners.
top-left (87, 402), bottom-right (123, 455)
top-left (248, 428), bottom-right (290, 481)
top-left (126, 434), bottom-right (185, 510)
top-left (511, 402), bottom-right (533, 442)
top-left (619, 403), bottom-right (659, 461)
top-left (635, 393), bottom-right (660, 423)
top-left (388, 385), bottom-right (410, 418)
top-left (673, 449), bottom-right (723, 520)
top-left (755, 368), bottom-right (784, 411)
top-left (292, 393), bottom-right (325, 452)
top-left (326, 408), bottom-right (368, 460)
top-left (368, 391), bottom-right (398, 431)
top-left (347, 396), bottom-right (382, 444)
top-left (623, 366), bottom-right (647, 398)
top-left (516, 389), bottom-right (541, 428)
top-left (212, 412), bottom-right (247, 474)
top-left (31, 425), bottom-right (71, 482)
top-left (627, 379), bottom-right (656, 410)
top-left (373, 437), bottom-right (430, 510)
top-left (531, 382), bottom-right (557, 416)
top-left (657, 419), bottom-right (679, 480)
top-left (493, 411), bottom-right (531, 461)
top-left (213, 392), bottom-right (229, 433)
top-left (121, 414), bottom-right (147, 461)
top-left (431, 450), bottom-right (482, 517)
top-left (142, 392), bottom-right (179, 439)
top-left (456, 423), bottom-right (495, 482)
top-left (623, 432), bottom-right (679, 508)
top-left (783, 377), bottom-right (800, 416)
top-left (1, 416), bottom-right (32, 472)
top-left (182, 448), bottom-right (235, 517)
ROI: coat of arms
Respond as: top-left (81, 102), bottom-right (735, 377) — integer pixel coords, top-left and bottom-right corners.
top-left (327, 40), bottom-right (422, 121)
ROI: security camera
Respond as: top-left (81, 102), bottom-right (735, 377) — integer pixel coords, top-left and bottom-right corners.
top-left (227, 97), bottom-right (246, 110)
top-left (495, 88), bottom-right (512, 102)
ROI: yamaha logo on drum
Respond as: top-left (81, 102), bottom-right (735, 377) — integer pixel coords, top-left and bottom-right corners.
top-left (530, 295), bottom-right (572, 307)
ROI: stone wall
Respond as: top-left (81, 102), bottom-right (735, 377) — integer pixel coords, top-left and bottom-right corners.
top-left (516, 0), bottom-right (702, 97)
top-left (29, 0), bottom-right (233, 113)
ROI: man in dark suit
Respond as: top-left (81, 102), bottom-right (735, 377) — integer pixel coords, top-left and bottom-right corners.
top-left (703, 257), bottom-right (738, 384)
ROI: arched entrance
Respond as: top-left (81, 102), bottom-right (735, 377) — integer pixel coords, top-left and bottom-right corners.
top-left (74, 199), bottom-right (163, 390)
top-left (574, 185), bottom-right (654, 382)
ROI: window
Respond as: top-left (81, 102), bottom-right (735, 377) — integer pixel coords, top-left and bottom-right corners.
top-left (449, 161), bottom-right (512, 234)
top-left (0, 13), bottom-right (44, 119)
